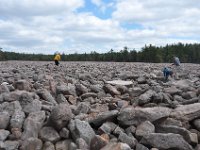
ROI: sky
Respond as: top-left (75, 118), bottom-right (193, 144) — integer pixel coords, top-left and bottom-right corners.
top-left (0, 0), bottom-right (200, 54)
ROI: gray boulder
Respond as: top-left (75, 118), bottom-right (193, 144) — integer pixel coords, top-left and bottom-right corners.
top-left (138, 90), bottom-right (155, 105)
top-left (0, 111), bottom-right (10, 129)
top-left (118, 132), bottom-right (137, 148)
top-left (36, 89), bottom-right (57, 105)
top-left (170, 103), bottom-right (200, 121)
top-left (140, 133), bottom-right (193, 150)
top-left (68, 119), bottom-right (95, 145)
top-left (10, 110), bottom-right (25, 129)
top-left (0, 129), bottom-right (10, 141)
top-left (103, 84), bottom-right (120, 96)
top-left (136, 121), bottom-right (155, 138)
top-left (118, 107), bottom-right (171, 126)
top-left (48, 103), bottom-right (73, 130)
top-left (20, 138), bottom-right (43, 150)
top-left (39, 127), bottom-right (60, 143)
top-left (89, 110), bottom-right (119, 127)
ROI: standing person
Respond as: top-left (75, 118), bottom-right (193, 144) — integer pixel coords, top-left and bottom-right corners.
top-left (54, 52), bottom-right (61, 66)
top-left (163, 67), bottom-right (173, 81)
top-left (173, 56), bottom-right (180, 66)
top-left (172, 56), bottom-right (181, 79)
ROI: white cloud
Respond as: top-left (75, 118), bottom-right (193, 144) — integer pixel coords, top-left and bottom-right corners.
top-left (0, 0), bottom-right (200, 54)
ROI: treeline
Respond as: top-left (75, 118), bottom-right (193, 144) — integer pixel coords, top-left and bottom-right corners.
top-left (0, 43), bottom-right (200, 63)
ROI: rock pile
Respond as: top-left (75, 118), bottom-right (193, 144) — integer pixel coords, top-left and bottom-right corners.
top-left (0, 61), bottom-right (199, 150)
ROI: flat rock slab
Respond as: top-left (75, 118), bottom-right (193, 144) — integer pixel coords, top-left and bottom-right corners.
top-left (105, 80), bottom-right (133, 86)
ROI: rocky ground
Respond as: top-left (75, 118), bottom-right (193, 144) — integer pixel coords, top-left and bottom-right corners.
top-left (0, 61), bottom-right (200, 150)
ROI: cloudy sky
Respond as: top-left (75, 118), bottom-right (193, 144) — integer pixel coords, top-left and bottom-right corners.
top-left (0, 0), bottom-right (200, 54)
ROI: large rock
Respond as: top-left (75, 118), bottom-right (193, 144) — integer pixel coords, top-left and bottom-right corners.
top-left (39, 127), bottom-right (60, 143)
top-left (118, 107), bottom-right (171, 126)
top-left (0, 111), bottom-right (10, 129)
top-left (14, 80), bottom-right (31, 91)
top-left (22, 111), bottom-right (46, 140)
top-left (20, 138), bottom-right (43, 150)
top-left (0, 129), bottom-right (10, 141)
top-left (118, 132), bottom-right (137, 148)
top-left (0, 141), bottom-right (19, 150)
top-left (56, 84), bottom-right (76, 96)
top-left (170, 103), bottom-right (200, 121)
top-left (36, 89), bottom-right (57, 105)
top-left (140, 133), bottom-right (193, 150)
top-left (48, 103), bottom-right (73, 130)
top-left (68, 119), bottom-right (95, 145)
top-left (156, 125), bottom-right (198, 145)
top-left (103, 84), bottom-right (121, 96)
top-left (136, 121), bottom-right (155, 138)
top-left (89, 110), bottom-right (119, 127)
top-left (75, 84), bottom-right (88, 96)
top-left (138, 90), bottom-right (155, 105)
top-left (10, 110), bottom-right (25, 129)
top-left (22, 99), bottom-right (42, 114)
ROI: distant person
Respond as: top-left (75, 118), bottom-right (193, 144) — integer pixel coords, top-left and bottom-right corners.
top-left (172, 56), bottom-right (180, 66)
top-left (54, 53), bottom-right (61, 66)
top-left (163, 67), bottom-right (173, 81)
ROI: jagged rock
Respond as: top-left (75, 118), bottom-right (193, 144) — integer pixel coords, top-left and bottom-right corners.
top-left (118, 132), bottom-right (137, 148)
top-left (90, 135), bottom-right (108, 150)
top-left (20, 138), bottom-right (43, 150)
top-left (0, 111), bottom-right (10, 129)
top-left (14, 80), bottom-right (31, 91)
top-left (10, 110), bottom-right (25, 129)
top-left (36, 89), bottom-right (57, 105)
top-left (0, 84), bottom-right (10, 94)
top-left (98, 122), bottom-right (117, 134)
top-left (23, 99), bottom-right (42, 114)
top-left (75, 102), bottom-right (90, 115)
top-left (118, 107), bottom-right (171, 126)
top-left (136, 121), bottom-right (155, 138)
top-left (170, 103), bottom-right (200, 121)
top-left (0, 140), bottom-right (19, 150)
top-left (89, 110), bottom-right (119, 127)
top-left (125, 126), bottom-right (136, 136)
top-left (76, 138), bottom-right (89, 149)
top-left (137, 76), bottom-right (147, 84)
top-left (43, 141), bottom-right (55, 150)
top-left (140, 133), bottom-right (193, 150)
top-left (129, 87), bottom-right (144, 97)
top-left (75, 84), bottom-right (88, 96)
top-left (182, 91), bottom-right (197, 100)
top-left (156, 125), bottom-right (198, 145)
top-left (164, 86), bottom-right (182, 96)
top-left (39, 127), bottom-right (60, 143)
top-left (138, 90), bottom-right (155, 105)
top-left (56, 84), bottom-right (76, 96)
top-left (103, 84), bottom-right (120, 96)
top-left (56, 94), bottom-right (67, 104)
top-left (101, 142), bottom-right (131, 150)
top-left (0, 129), bottom-right (10, 141)
top-left (22, 111), bottom-right (46, 140)
top-left (68, 119), bottom-right (95, 145)
top-left (48, 103), bottom-right (73, 130)
top-left (159, 118), bottom-right (183, 127)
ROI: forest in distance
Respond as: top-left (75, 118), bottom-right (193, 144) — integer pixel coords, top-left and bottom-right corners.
top-left (0, 42), bottom-right (200, 63)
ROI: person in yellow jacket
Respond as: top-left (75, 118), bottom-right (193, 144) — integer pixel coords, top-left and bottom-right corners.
top-left (54, 53), bottom-right (61, 66)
